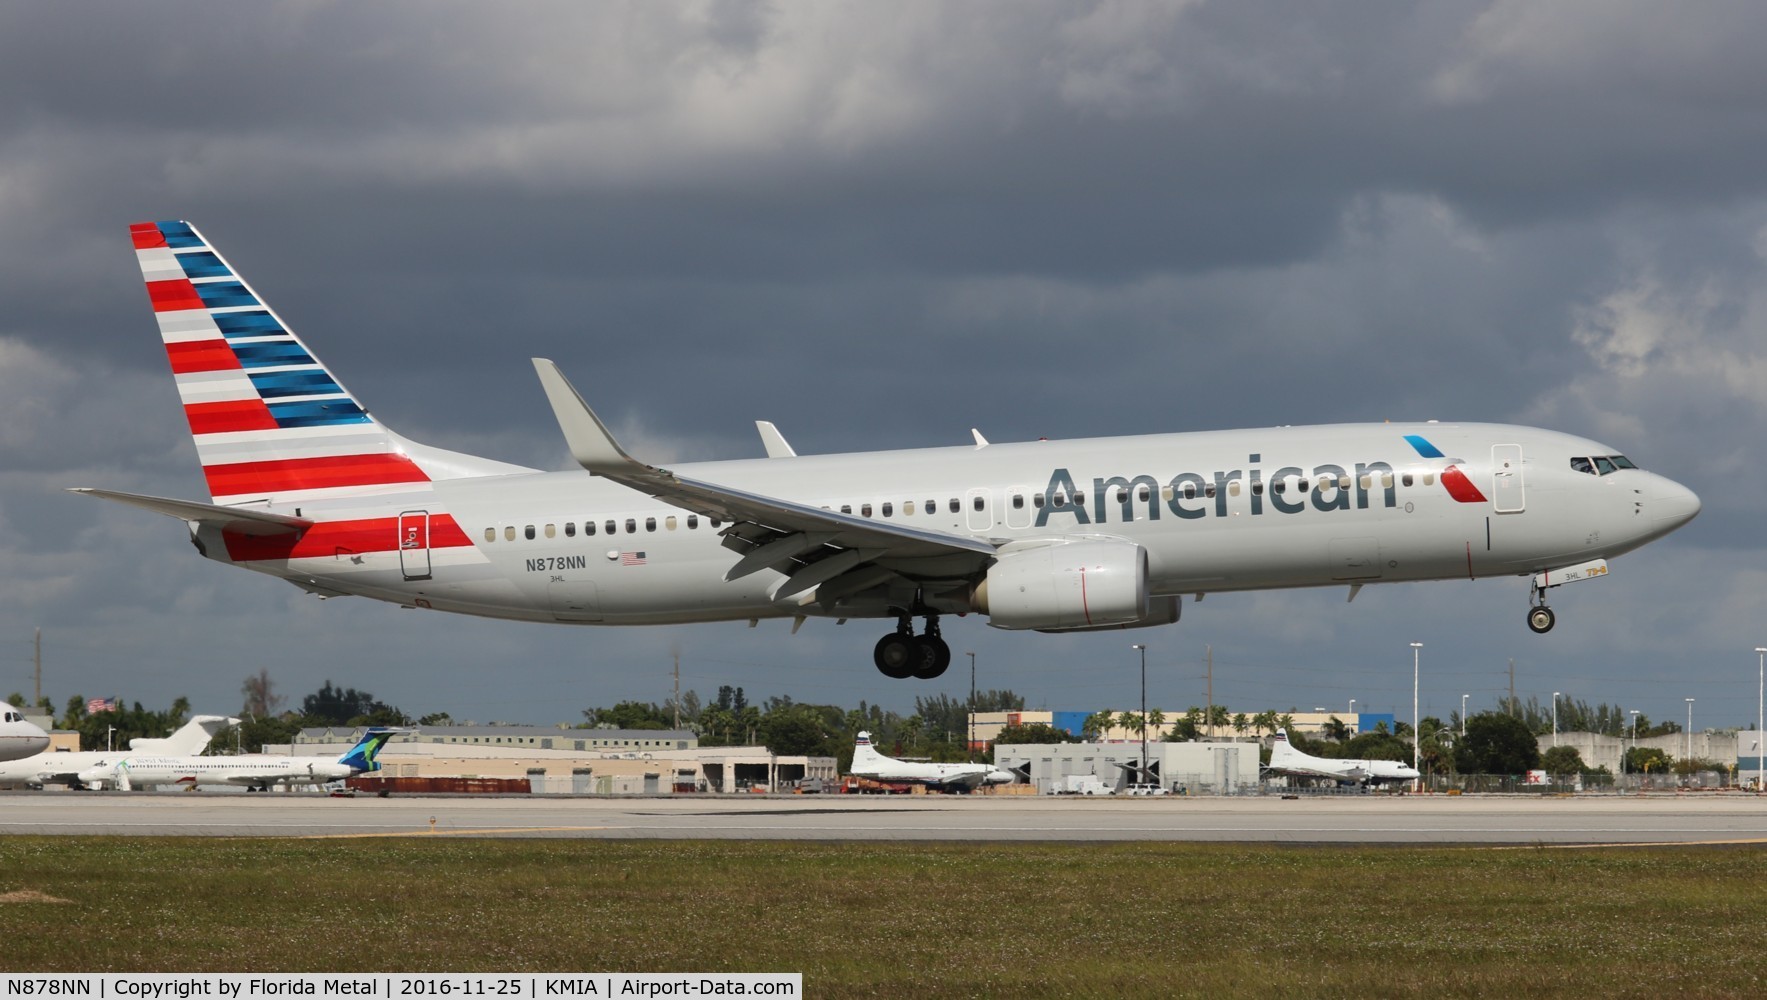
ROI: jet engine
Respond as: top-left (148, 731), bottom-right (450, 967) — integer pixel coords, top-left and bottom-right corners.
top-left (972, 540), bottom-right (1151, 631)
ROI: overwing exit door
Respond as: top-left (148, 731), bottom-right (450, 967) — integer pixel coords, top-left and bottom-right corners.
top-left (398, 510), bottom-right (432, 580)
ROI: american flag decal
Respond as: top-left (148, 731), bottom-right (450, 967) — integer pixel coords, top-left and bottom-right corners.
top-left (621, 551), bottom-right (647, 566)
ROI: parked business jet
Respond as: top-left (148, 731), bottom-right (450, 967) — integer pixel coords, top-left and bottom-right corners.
top-left (848, 731), bottom-right (1015, 790)
top-left (0, 714), bottom-right (237, 788)
top-left (0, 710), bottom-right (50, 762)
top-left (77, 222), bottom-right (1702, 680)
top-left (77, 726), bottom-right (399, 792)
top-left (1265, 730), bottom-right (1421, 786)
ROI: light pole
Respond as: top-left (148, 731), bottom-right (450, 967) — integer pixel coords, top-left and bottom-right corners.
top-left (1756, 647), bottom-right (1766, 789)
top-left (1460, 694), bottom-right (1468, 737)
top-left (1628, 710), bottom-right (1640, 773)
top-left (1348, 699), bottom-right (1356, 730)
top-left (1552, 692), bottom-right (1560, 748)
top-left (1410, 643), bottom-right (1422, 790)
top-left (1132, 644), bottom-right (1148, 786)
top-left (1685, 698), bottom-right (1695, 768)
top-left (106, 726), bottom-right (115, 753)
top-left (967, 651), bottom-right (977, 762)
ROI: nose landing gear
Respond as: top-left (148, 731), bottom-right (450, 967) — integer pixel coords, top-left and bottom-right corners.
top-left (1527, 579), bottom-right (1556, 634)
top-left (873, 614), bottom-right (952, 679)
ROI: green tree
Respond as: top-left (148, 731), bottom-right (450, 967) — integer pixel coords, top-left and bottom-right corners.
top-left (1082, 710), bottom-right (1115, 740)
top-left (1624, 746), bottom-right (1670, 774)
top-left (1232, 713), bottom-right (1249, 738)
top-left (302, 681), bottom-right (397, 726)
top-left (1541, 745), bottom-right (1586, 777)
top-left (1321, 716), bottom-right (1351, 742)
top-left (582, 700), bottom-right (669, 730)
top-left (1146, 709), bottom-right (1166, 739)
top-left (1454, 712), bottom-right (1542, 775)
top-left (205, 714), bottom-right (302, 755)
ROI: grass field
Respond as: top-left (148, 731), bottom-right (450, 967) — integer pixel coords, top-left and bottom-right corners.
top-left (3, 837), bottom-right (1765, 998)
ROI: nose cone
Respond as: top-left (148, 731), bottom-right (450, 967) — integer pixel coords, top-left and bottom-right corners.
top-left (1653, 476), bottom-right (1701, 531)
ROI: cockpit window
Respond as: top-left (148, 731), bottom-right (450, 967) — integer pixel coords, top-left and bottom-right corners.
top-left (1572, 455), bottom-right (1637, 476)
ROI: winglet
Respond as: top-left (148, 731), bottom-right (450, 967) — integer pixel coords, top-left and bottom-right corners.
top-left (531, 359), bottom-right (648, 475)
top-left (756, 420), bottom-right (797, 458)
top-left (971, 428), bottom-right (989, 448)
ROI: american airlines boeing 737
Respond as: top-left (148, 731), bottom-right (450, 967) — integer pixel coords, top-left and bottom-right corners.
top-left (77, 222), bottom-right (1701, 680)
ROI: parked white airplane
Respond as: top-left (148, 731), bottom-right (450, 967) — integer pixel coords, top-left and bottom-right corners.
top-left (77, 222), bottom-right (1702, 679)
top-left (0, 714), bottom-right (237, 788)
top-left (1266, 729), bottom-right (1421, 786)
top-left (848, 731), bottom-right (1015, 790)
top-left (0, 709), bottom-right (50, 762)
top-left (78, 727), bottom-right (400, 792)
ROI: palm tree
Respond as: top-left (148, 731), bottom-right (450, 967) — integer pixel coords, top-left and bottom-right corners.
top-left (1232, 713), bottom-right (1250, 740)
top-left (1146, 708), bottom-right (1167, 740)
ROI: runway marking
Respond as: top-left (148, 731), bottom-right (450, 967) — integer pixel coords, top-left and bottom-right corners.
top-left (299, 826), bottom-right (613, 839)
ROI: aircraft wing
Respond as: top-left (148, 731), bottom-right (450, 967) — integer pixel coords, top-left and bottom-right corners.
top-left (69, 488), bottom-right (312, 537)
top-left (533, 360), bottom-right (996, 601)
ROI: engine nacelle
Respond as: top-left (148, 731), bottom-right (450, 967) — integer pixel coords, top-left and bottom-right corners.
top-left (974, 540), bottom-right (1150, 631)
top-left (1033, 595), bottom-right (1180, 634)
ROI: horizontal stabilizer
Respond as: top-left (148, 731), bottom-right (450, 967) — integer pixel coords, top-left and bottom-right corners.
top-left (69, 488), bottom-right (311, 536)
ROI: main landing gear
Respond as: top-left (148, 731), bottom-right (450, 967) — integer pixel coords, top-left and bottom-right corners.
top-left (873, 614), bottom-right (952, 680)
top-left (1527, 580), bottom-right (1556, 634)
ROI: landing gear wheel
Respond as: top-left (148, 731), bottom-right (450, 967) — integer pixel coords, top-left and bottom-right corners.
top-left (910, 635), bottom-right (952, 679)
top-left (874, 633), bottom-right (916, 679)
top-left (1527, 606), bottom-right (1556, 634)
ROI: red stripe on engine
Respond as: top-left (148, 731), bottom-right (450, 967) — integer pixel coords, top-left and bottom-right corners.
top-left (166, 339), bottom-right (242, 374)
top-left (184, 399), bottom-right (277, 434)
top-left (1441, 465), bottom-right (1488, 504)
top-left (203, 454), bottom-right (431, 497)
top-left (130, 222), bottom-right (167, 250)
top-left (146, 278), bottom-right (205, 312)
top-left (223, 514), bottom-right (472, 563)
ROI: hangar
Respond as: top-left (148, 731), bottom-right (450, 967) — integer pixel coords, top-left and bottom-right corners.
top-left (994, 740), bottom-right (1262, 795)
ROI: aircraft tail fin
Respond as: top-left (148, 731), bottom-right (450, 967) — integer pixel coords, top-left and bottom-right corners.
top-left (132, 714), bottom-right (241, 755)
top-left (852, 730), bottom-right (889, 770)
top-left (336, 727), bottom-right (402, 773)
top-left (128, 221), bottom-right (530, 506)
top-left (1269, 729), bottom-right (1302, 767)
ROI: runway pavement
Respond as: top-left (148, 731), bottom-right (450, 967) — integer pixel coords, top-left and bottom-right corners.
top-left (2, 790), bottom-right (1764, 844)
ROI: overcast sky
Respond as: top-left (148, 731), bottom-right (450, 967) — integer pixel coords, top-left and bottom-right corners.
top-left (4, 1), bottom-right (1765, 733)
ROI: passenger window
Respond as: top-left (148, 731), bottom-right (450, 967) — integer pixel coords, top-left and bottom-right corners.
top-left (1382, 474), bottom-right (1395, 488)
top-left (881, 503), bottom-right (893, 518)
top-left (861, 504), bottom-right (873, 518)
top-left (1402, 473), bottom-right (1414, 487)
top-left (1250, 482), bottom-right (1263, 496)
top-left (564, 522), bottom-right (576, 538)
top-left (1228, 482), bottom-right (1240, 497)
top-left (972, 496), bottom-right (984, 512)
top-left (545, 523), bottom-right (556, 538)
top-left (710, 518), bottom-right (721, 528)
top-left (1182, 483), bottom-right (1196, 499)
top-left (903, 501), bottom-right (915, 516)
top-left (1052, 493), bottom-right (1066, 508)
top-left (586, 521), bottom-right (597, 536)
top-left (484, 527), bottom-right (496, 543)
top-left (505, 526), bottom-right (516, 542)
top-left (524, 525), bottom-right (535, 540)
top-left (687, 515), bottom-right (699, 529)
top-left (1073, 493), bottom-right (1084, 506)
top-left (1205, 484), bottom-right (1217, 499)
top-left (1011, 495), bottom-right (1024, 510)
top-left (605, 520), bottom-right (616, 535)
top-left (666, 516), bottom-right (677, 531)
top-left (926, 499), bottom-right (936, 514)
top-left (1272, 481), bottom-right (1285, 495)
top-left (950, 499), bottom-right (960, 514)
top-left (1359, 475), bottom-right (1371, 490)
top-left (1115, 489), bottom-right (1128, 504)
top-left (625, 518), bottom-right (637, 533)
top-left (1423, 473), bottom-right (1435, 486)
top-left (1339, 475), bottom-right (1351, 490)
top-left (1138, 485), bottom-right (1150, 502)
top-left (645, 517), bottom-right (656, 532)
top-left (841, 505), bottom-right (852, 515)
top-left (1298, 479), bottom-right (1309, 492)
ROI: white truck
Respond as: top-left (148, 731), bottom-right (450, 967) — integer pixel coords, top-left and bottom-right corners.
top-left (1053, 774), bottom-right (1114, 796)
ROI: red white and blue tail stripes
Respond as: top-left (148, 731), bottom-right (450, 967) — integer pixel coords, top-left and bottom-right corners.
top-left (132, 221), bottom-right (431, 505)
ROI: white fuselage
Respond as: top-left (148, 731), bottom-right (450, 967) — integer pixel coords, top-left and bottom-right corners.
top-left (82, 754), bottom-right (352, 790)
top-left (0, 713), bottom-right (50, 762)
top-left (199, 421), bottom-right (1699, 628)
top-left (1269, 735), bottom-right (1421, 785)
top-left (850, 733), bottom-right (1015, 788)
